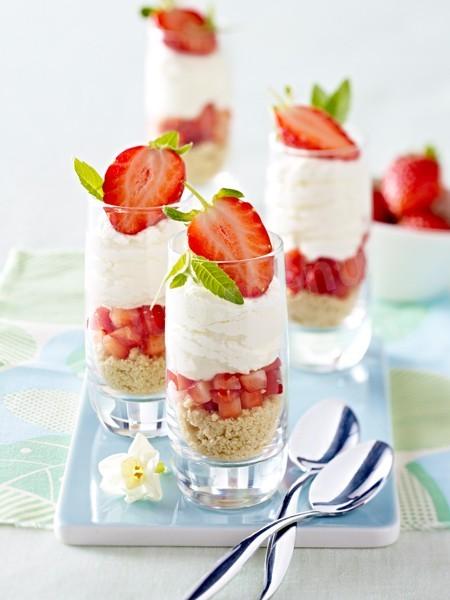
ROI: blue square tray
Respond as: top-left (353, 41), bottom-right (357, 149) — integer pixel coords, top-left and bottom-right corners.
top-left (55, 339), bottom-right (399, 547)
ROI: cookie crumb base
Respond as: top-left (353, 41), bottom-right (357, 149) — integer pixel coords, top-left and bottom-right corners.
top-left (178, 395), bottom-right (283, 461)
top-left (288, 286), bottom-right (360, 328)
top-left (97, 347), bottom-right (166, 395)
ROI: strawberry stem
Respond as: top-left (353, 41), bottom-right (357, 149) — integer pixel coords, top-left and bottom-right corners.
top-left (185, 182), bottom-right (210, 210)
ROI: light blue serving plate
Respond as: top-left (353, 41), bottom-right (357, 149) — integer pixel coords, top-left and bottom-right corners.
top-left (55, 338), bottom-right (400, 547)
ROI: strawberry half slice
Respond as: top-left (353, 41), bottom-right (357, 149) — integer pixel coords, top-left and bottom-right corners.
top-left (274, 105), bottom-right (359, 158)
top-left (187, 194), bottom-right (274, 298)
top-left (155, 8), bottom-right (217, 55)
top-left (102, 138), bottom-right (187, 235)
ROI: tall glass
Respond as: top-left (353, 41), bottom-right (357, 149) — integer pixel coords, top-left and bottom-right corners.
top-left (85, 198), bottom-right (183, 437)
top-left (165, 231), bottom-right (289, 509)
top-left (144, 23), bottom-right (232, 184)
top-left (265, 136), bottom-right (372, 371)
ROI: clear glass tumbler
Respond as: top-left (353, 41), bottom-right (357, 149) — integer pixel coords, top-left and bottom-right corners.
top-left (144, 21), bottom-right (232, 184)
top-left (265, 136), bottom-right (372, 371)
top-left (85, 198), bottom-right (183, 437)
top-left (165, 231), bottom-right (289, 509)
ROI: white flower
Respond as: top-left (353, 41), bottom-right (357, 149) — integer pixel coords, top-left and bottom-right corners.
top-left (98, 433), bottom-right (164, 503)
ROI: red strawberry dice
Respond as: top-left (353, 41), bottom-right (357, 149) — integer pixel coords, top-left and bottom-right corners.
top-left (187, 196), bottom-right (274, 298)
top-left (240, 370), bottom-right (267, 392)
top-left (381, 153), bottom-right (441, 217)
top-left (265, 357), bottom-right (282, 372)
top-left (109, 307), bottom-right (141, 329)
top-left (285, 248), bottom-right (305, 295)
top-left (202, 401), bottom-right (218, 412)
top-left (399, 210), bottom-right (450, 231)
top-left (140, 305), bottom-right (165, 336)
top-left (266, 369), bottom-right (283, 395)
top-left (166, 369), bottom-right (178, 386)
top-left (216, 392), bottom-right (242, 419)
top-left (159, 104), bottom-right (230, 146)
top-left (155, 8), bottom-right (217, 56)
top-left (91, 306), bottom-right (114, 333)
top-left (212, 373), bottom-right (241, 390)
top-left (274, 105), bottom-right (359, 158)
top-left (177, 373), bottom-right (195, 391)
top-left (241, 391), bottom-right (264, 409)
top-left (112, 326), bottom-right (142, 349)
top-left (143, 334), bottom-right (165, 357)
top-left (102, 334), bottom-right (130, 360)
top-left (188, 380), bottom-right (212, 405)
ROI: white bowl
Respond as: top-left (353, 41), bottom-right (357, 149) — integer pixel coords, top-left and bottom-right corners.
top-left (369, 221), bottom-right (450, 301)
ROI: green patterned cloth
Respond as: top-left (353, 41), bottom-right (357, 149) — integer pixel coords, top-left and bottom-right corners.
top-left (0, 249), bottom-right (449, 531)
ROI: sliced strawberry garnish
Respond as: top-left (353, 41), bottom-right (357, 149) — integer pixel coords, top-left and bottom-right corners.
top-left (399, 210), bottom-right (450, 231)
top-left (372, 184), bottom-right (396, 224)
top-left (187, 196), bottom-right (274, 297)
top-left (274, 105), bottom-right (359, 158)
top-left (382, 152), bottom-right (441, 217)
top-left (241, 391), bottom-right (264, 409)
top-left (103, 145), bottom-right (185, 235)
top-left (240, 370), bottom-right (267, 392)
top-left (212, 373), bottom-right (241, 390)
top-left (155, 8), bottom-right (217, 55)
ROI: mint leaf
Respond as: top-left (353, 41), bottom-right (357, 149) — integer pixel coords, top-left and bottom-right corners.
top-left (177, 143), bottom-right (193, 155)
top-left (163, 206), bottom-right (200, 222)
top-left (149, 131), bottom-right (192, 156)
top-left (214, 188), bottom-right (244, 200)
top-left (191, 258), bottom-right (244, 305)
top-left (74, 158), bottom-right (104, 200)
top-left (166, 253), bottom-right (187, 281)
top-left (311, 84), bottom-right (328, 110)
top-left (170, 273), bottom-right (188, 289)
top-left (140, 6), bottom-right (156, 18)
top-left (326, 79), bottom-right (351, 123)
top-left (424, 145), bottom-right (438, 161)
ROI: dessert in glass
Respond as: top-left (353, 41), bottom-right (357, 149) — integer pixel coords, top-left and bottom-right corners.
top-left (141, 3), bottom-right (231, 183)
top-left (74, 132), bottom-right (190, 437)
top-left (265, 81), bottom-right (372, 371)
top-left (163, 187), bottom-right (288, 508)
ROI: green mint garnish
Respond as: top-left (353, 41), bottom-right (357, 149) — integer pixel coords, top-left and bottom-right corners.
top-left (214, 188), bottom-right (244, 200)
top-left (164, 206), bottom-right (200, 223)
top-left (310, 79), bottom-right (351, 123)
top-left (166, 253), bottom-right (187, 281)
top-left (74, 158), bottom-right (104, 201)
top-left (140, 6), bottom-right (157, 17)
top-left (170, 273), bottom-right (188, 288)
top-left (149, 131), bottom-right (192, 156)
top-left (424, 145), bottom-right (438, 161)
top-left (191, 257), bottom-right (244, 305)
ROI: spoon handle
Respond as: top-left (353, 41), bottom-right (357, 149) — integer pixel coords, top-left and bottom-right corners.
top-left (260, 471), bottom-right (315, 600)
top-left (183, 510), bottom-right (319, 600)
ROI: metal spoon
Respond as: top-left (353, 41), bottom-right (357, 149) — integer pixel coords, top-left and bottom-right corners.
top-left (183, 440), bottom-right (393, 600)
top-left (261, 398), bottom-right (360, 600)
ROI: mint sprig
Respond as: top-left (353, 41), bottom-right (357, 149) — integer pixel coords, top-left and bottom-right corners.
top-left (424, 145), bottom-right (438, 161)
top-left (164, 206), bottom-right (201, 222)
top-left (74, 159), bottom-right (104, 200)
top-left (140, 6), bottom-right (157, 17)
top-left (311, 79), bottom-right (351, 123)
top-left (149, 131), bottom-right (192, 156)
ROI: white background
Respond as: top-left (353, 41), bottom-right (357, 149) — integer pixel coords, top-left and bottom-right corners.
top-left (1, 0), bottom-right (450, 263)
top-left (1, 1), bottom-right (450, 598)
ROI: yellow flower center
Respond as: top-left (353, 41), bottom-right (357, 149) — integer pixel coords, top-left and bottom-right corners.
top-left (121, 457), bottom-right (145, 490)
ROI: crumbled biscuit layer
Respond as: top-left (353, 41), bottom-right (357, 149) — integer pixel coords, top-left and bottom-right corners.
top-left (97, 346), bottom-right (165, 395)
top-left (288, 286), bottom-right (361, 328)
top-left (185, 142), bottom-right (228, 184)
top-left (178, 395), bottom-right (283, 461)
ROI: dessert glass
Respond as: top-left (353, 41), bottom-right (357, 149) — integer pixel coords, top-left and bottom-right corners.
top-left (85, 198), bottom-right (183, 437)
top-left (165, 231), bottom-right (289, 509)
top-left (265, 136), bottom-right (372, 371)
top-left (145, 24), bottom-right (231, 184)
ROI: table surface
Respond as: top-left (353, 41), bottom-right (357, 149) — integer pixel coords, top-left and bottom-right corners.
top-left (1, 0), bottom-right (450, 597)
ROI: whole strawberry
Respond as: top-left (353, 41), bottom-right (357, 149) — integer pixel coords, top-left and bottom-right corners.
top-left (381, 147), bottom-right (441, 217)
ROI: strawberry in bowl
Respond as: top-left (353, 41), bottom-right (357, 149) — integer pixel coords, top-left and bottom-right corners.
top-left (265, 81), bottom-right (371, 332)
top-left (371, 147), bottom-right (450, 301)
top-left (75, 132), bottom-right (189, 396)
top-left (162, 185), bottom-right (288, 464)
top-left (141, 2), bottom-right (231, 183)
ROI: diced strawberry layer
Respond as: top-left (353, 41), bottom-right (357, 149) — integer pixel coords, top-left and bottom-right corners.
top-left (285, 245), bottom-right (366, 298)
top-left (159, 104), bottom-right (230, 146)
top-left (168, 358), bottom-right (283, 419)
top-left (91, 304), bottom-right (166, 360)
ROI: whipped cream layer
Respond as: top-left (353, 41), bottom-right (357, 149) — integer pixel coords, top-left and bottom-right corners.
top-left (145, 25), bottom-right (231, 123)
top-left (166, 277), bottom-right (286, 381)
top-left (86, 210), bottom-right (182, 309)
top-left (265, 142), bottom-right (371, 261)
